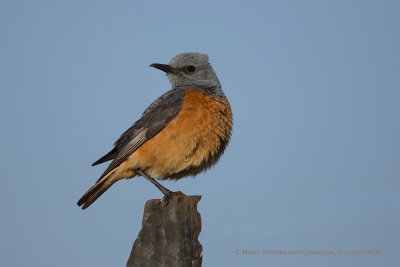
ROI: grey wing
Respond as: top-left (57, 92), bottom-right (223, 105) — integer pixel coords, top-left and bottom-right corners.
top-left (94, 89), bottom-right (186, 181)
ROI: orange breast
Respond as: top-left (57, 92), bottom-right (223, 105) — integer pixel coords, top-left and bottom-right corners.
top-left (127, 89), bottom-right (232, 179)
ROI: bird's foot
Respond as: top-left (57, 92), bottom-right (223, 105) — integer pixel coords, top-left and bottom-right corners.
top-left (161, 191), bottom-right (186, 207)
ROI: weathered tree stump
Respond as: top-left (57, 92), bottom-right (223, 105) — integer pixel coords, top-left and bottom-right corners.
top-left (127, 195), bottom-right (202, 267)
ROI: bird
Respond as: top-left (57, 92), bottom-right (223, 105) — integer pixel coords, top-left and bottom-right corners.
top-left (77, 52), bottom-right (233, 209)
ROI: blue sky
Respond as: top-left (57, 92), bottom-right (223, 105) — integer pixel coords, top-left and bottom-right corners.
top-left (1, 1), bottom-right (399, 266)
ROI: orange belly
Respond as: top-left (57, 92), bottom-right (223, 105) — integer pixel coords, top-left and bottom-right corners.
top-left (126, 89), bottom-right (232, 179)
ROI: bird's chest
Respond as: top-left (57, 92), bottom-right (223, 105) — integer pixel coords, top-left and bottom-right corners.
top-left (129, 89), bottom-right (232, 178)
top-left (167, 89), bottom-right (232, 151)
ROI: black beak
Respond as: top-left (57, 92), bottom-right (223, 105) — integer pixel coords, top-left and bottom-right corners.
top-left (150, 63), bottom-right (176, 73)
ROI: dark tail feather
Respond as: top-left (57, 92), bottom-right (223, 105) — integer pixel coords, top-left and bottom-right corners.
top-left (92, 148), bottom-right (117, 166)
top-left (77, 176), bottom-right (116, 209)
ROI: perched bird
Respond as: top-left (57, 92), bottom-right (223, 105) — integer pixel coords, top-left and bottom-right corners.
top-left (77, 52), bottom-right (232, 209)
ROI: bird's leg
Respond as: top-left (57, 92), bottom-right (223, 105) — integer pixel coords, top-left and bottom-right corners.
top-left (136, 169), bottom-right (185, 198)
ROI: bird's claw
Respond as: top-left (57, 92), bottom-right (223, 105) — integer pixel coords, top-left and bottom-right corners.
top-left (161, 191), bottom-right (186, 207)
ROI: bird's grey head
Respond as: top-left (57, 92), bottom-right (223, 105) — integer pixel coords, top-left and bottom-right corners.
top-left (150, 52), bottom-right (224, 97)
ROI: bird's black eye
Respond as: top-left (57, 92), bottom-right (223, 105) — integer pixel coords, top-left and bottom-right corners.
top-left (186, 65), bottom-right (196, 73)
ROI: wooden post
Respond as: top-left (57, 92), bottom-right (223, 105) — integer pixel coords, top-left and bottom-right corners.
top-left (127, 195), bottom-right (202, 267)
